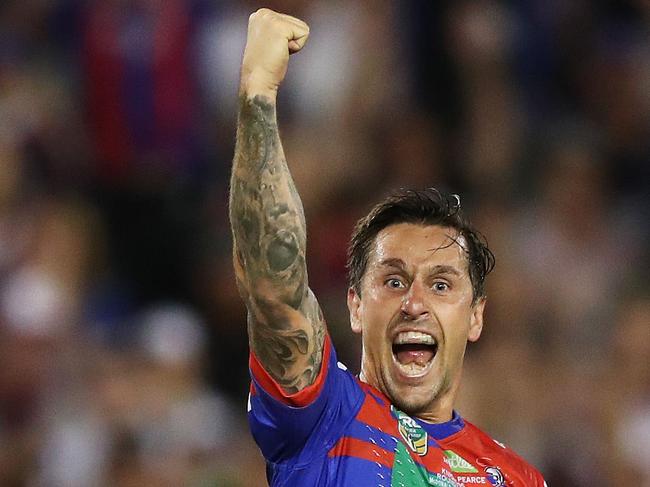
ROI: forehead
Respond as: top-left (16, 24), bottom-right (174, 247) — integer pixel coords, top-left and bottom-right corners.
top-left (368, 223), bottom-right (469, 271)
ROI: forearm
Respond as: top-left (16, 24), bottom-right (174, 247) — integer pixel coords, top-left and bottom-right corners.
top-left (230, 91), bottom-right (307, 308)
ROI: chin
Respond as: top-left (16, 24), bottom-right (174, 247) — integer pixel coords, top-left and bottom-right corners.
top-left (385, 379), bottom-right (441, 415)
top-left (391, 393), bottom-right (435, 416)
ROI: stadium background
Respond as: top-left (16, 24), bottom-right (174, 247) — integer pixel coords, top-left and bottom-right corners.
top-left (0, 0), bottom-right (648, 485)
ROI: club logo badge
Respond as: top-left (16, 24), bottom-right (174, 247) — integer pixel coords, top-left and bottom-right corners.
top-left (486, 466), bottom-right (505, 486)
top-left (392, 406), bottom-right (428, 456)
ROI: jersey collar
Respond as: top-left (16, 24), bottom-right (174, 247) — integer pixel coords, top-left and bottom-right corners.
top-left (417, 410), bottom-right (465, 440)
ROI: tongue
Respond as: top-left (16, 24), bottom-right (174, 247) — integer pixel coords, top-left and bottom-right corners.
top-left (395, 345), bottom-right (435, 366)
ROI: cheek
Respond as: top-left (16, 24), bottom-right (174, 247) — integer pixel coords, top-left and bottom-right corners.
top-left (439, 308), bottom-right (473, 347)
top-left (443, 287), bottom-right (473, 308)
top-left (361, 287), bottom-right (392, 318)
top-left (360, 301), bottom-right (383, 335)
top-left (359, 298), bottom-right (394, 344)
top-left (363, 283), bottom-right (384, 302)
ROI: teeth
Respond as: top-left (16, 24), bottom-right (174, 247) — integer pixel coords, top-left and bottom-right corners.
top-left (394, 331), bottom-right (436, 345)
top-left (396, 360), bottom-right (431, 377)
top-left (403, 362), bottom-right (427, 372)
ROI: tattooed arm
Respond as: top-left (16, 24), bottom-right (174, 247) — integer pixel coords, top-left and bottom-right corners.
top-left (229, 9), bottom-right (325, 394)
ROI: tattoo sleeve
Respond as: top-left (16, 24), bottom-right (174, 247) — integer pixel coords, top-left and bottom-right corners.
top-left (229, 94), bottom-right (326, 394)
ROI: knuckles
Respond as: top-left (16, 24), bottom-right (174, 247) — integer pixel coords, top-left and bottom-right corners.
top-left (250, 8), bottom-right (277, 25)
top-left (254, 7), bottom-right (273, 17)
top-left (249, 8), bottom-right (309, 34)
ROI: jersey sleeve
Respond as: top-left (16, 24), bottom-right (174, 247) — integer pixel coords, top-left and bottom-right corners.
top-left (247, 335), bottom-right (364, 464)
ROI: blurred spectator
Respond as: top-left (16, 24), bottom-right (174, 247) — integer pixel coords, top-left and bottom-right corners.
top-left (82, 0), bottom-right (204, 183)
top-left (35, 303), bottom-right (244, 487)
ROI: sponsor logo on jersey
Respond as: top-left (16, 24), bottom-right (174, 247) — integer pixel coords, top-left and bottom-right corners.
top-left (443, 450), bottom-right (479, 473)
top-left (428, 472), bottom-right (463, 487)
top-left (485, 466), bottom-right (505, 486)
top-left (456, 475), bottom-right (488, 484)
top-left (392, 406), bottom-right (428, 456)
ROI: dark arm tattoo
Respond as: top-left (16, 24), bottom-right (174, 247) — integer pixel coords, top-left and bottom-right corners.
top-left (229, 94), bottom-right (326, 394)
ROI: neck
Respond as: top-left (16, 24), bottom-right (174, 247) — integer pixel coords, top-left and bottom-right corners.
top-left (358, 370), bottom-right (460, 424)
top-left (414, 395), bottom-right (455, 423)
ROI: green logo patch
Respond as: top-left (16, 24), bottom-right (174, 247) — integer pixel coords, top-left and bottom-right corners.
top-left (443, 450), bottom-right (478, 473)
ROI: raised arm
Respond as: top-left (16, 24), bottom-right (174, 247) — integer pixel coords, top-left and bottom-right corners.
top-left (229, 9), bottom-right (325, 394)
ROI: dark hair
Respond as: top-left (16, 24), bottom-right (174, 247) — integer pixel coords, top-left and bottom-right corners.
top-left (346, 188), bottom-right (495, 303)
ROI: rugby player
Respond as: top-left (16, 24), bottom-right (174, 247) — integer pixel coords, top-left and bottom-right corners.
top-left (229, 9), bottom-right (546, 486)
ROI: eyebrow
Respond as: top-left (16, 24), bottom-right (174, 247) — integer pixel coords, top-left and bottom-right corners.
top-left (378, 259), bottom-right (463, 277)
top-left (378, 258), bottom-right (407, 270)
top-left (428, 265), bottom-right (462, 277)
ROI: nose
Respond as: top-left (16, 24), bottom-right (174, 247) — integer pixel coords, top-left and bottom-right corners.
top-left (400, 280), bottom-right (430, 321)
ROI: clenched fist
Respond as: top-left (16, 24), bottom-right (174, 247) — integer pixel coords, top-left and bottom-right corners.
top-left (240, 8), bottom-right (310, 99)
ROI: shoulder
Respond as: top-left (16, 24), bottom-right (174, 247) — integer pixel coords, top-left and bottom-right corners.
top-left (248, 338), bottom-right (366, 463)
top-left (458, 420), bottom-right (546, 485)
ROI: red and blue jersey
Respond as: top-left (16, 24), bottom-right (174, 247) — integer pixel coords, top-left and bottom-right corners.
top-left (248, 336), bottom-right (546, 486)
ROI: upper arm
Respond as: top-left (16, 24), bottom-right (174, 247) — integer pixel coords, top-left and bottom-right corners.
top-left (247, 286), bottom-right (326, 395)
top-left (233, 229), bottom-right (326, 395)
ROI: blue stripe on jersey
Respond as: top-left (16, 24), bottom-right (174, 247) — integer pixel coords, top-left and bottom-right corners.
top-left (326, 455), bottom-right (393, 487)
top-left (345, 418), bottom-right (399, 451)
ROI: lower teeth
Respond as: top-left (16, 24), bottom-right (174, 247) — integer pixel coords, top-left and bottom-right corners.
top-left (402, 362), bottom-right (427, 373)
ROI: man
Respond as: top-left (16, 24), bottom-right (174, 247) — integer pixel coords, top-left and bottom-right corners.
top-left (229, 9), bottom-right (546, 486)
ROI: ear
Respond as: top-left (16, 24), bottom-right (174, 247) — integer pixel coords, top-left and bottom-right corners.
top-left (468, 297), bottom-right (486, 342)
top-left (347, 287), bottom-right (362, 334)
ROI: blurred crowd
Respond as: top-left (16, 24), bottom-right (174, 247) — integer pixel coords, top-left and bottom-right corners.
top-left (0, 0), bottom-right (648, 486)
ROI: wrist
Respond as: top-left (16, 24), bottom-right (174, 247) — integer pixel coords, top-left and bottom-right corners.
top-left (239, 68), bottom-right (279, 101)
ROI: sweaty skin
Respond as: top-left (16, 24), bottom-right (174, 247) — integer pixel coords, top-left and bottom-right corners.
top-left (229, 9), bottom-right (325, 394)
top-left (348, 223), bottom-right (485, 422)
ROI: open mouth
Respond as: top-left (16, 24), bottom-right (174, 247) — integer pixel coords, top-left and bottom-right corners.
top-left (392, 331), bottom-right (438, 377)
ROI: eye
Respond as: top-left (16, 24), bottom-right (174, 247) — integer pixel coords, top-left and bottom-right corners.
top-left (385, 278), bottom-right (405, 289)
top-left (432, 281), bottom-right (449, 292)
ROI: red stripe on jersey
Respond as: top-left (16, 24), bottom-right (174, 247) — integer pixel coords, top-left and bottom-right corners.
top-left (353, 387), bottom-right (443, 471)
top-left (328, 436), bottom-right (394, 469)
top-left (249, 336), bottom-right (332, 407)
top-left (355, 385), bottom-right (401, 439)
